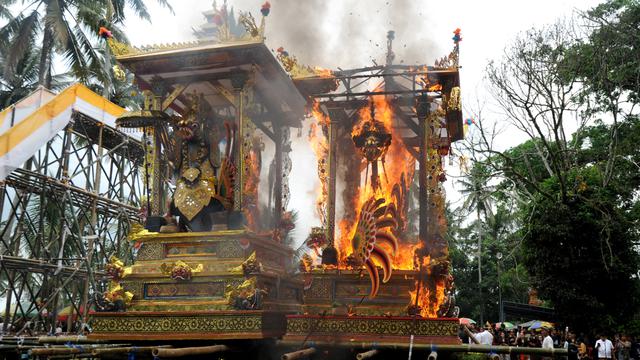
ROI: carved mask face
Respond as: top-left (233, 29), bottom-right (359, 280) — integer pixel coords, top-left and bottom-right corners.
top-left (176, 116), bottom-right (200, 141)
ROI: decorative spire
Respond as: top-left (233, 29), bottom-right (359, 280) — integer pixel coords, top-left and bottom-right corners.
top-left (386, 30), bottom-right (395, 66)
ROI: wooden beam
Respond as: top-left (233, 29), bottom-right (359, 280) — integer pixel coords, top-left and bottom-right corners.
top-left (252, 117), bottom-right (275, 141)
top-left (404, 143), bottom-right (419, 160)
top-left (209, 80), bottom-right (237, 108)
top-left (162, 84), bottom-right (188, 111)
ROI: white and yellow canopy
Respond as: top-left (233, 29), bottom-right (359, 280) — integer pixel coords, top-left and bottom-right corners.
top-left (0, 84), bottom-right (125, 180)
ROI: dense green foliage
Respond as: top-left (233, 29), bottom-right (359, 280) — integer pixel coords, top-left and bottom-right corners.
top-left (0, 0), bottom-right (172, 107)
top-left (452, 0), bottom-right (640, 333)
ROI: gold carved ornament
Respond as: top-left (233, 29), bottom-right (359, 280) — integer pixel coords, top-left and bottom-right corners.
top-left (228, 251), bottom-right (263, 276)
top-left (160, 260), bottom-right (204, 281)
top-left (105, 255), bottom-right (132, 280)
top-left (447, 87), bottom-right (461, 111)
top-left (173, 173), bottom-right (218, 221)
top-left (126, 222), bottom-right (154, 242)
top-left (104, 281), bottom-right (134, 306)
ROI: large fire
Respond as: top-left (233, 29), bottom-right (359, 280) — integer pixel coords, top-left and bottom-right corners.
top-left (409, 255), bottom-right (448, 318)
top-left (307, 87), bottom-right (449, 317)
top-left (338, 94), bottom-right (416, 269)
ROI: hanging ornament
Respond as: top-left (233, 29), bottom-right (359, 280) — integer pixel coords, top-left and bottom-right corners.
top-left (112, 65), bottom-right (126, 82)
top-left (352, 102), bottom-right (392, 191)
top-left (99, 26), bottom-right (113, 39)
top-left (261, 1), bottom-right (271, 16)
top-left (452, 28), bottom-right (462, 44)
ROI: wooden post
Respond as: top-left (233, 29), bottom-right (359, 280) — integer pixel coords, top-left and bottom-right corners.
top-left (417, 95), bottom-right (430, 249)
top-left (61, 124), bottom-right (73, 182)
top-left (273, 124), bottom-right (283, 225)
top-left (79, 236), bottom-right (94, 333)
top-left (326, 120), bottom-right (338, 247)
top-left (0, 181), bottom-right (9, 333)
top-left (357, 349), bottom-right (379, 360)
top-left (415, 95), bottom-right (430, 308)
top-left (230, 71), bottom-right (248, 212)
top-left (150, 126), bottom-right (162, 215)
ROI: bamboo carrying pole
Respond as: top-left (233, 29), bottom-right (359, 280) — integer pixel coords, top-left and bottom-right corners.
top-left (29, 344), bottom-right (130, 356)
top-left (356, 349), bottom-right (379, 360)
top-left (38, 335), bottom-right (108, 344)
top-left (152, 344), bottom-right (229, 358)
top-left (30, 347), bottom-right (86, 356)
top-left (281, 347), bottom-right (317, 360)
top-left (276, 341), bottom-right (567, 357)
top-left (92, 345), bottom-right (172, 356)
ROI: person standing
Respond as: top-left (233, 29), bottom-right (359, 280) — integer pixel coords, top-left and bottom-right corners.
top-left (543, 329), bottom-right (555, 349)
top-left (618, 335), bottom-right (631, 360)
top-left (568, 334), bottom-right (580, 360)
top-left (577, 337), bottom-right (589, 360)
top-left (542, 329), bottom-right (555, 360)
top-left (470, 324), bottom-right (495, 345)
top-left (596, 334), bottom-right (615, 360)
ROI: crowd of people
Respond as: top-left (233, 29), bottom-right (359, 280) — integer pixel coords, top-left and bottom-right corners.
top-left (462, 322), bottom-right (639, 360)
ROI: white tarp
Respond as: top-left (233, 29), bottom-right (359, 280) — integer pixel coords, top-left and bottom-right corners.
top-left (0, 84), bottom-right (125, 180)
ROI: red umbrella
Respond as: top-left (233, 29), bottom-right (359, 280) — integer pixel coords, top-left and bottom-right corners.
top-left (459, 318), bottom-right (477, 325)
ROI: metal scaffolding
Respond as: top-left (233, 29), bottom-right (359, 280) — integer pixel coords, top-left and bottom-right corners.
top-left (0, 110), bottom-right (144, 336)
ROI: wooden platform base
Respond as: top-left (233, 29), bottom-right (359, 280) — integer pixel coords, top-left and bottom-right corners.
top-left (282, 315), bottom-right (461, 345)
top-left (89, 310), bottom-right (287, 340)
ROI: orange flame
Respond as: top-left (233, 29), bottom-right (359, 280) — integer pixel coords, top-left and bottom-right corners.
top-left (407, 253), bottom-right (449, 317)
top-left (314, 66), bottom-right (334, 78)
top-left (338, 93), bottom-right (417, 269)
top-left (429, 83), bottom-right (443, 92)
top-left (307, 83), bottom-right (450, 316)
top-left (415, 65), bottom-right (442, 92)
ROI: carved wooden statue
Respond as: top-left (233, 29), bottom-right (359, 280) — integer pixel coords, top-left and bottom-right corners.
top-left (168, 93), bottom-right (236, 232)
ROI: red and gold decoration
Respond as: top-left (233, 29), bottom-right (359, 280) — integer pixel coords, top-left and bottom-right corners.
top-left (160, 260), bottom-right (204, 281)
top-left (348, 198), bottom-right (399, 298)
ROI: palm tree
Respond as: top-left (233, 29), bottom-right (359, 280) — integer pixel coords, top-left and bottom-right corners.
top-left (0, 42), bottom-right (70, 108)
top-left (0, 0), bottom-right (172, 89)
top-left (458, 163), bottom-right (495, 325)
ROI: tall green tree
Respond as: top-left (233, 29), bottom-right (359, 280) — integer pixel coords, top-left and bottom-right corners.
top-left (448, 200), bottom-right (531, 323)
top-left (0, 42), bottom-right (69, 108)
top-left (457, 163), bottom-right (495, 324)
top-left (0, 0), bottom-right (172, 89)
top-left (464, 0), bottom-right (640, 333)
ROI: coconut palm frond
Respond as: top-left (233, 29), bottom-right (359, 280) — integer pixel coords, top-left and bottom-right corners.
top-left (151, 0), bottom-right (174, 15)
top-left (123, 0), bottom-right (151, 22)
top-left (46, 0), bottom-right (70, 47)
top-left (0, 1), bottom-right (13, 20)
top-left (2, 10), bottom-right (39, 80)
top-left (0, 42), bottom-right (42, 108)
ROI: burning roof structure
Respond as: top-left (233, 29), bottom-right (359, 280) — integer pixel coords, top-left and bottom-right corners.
top-left (288, 29), bottom-right (463, 321)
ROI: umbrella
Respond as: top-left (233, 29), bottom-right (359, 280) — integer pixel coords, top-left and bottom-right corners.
top-left (459, 318), bottom-right (476, 325)
top-left (519, 320), bottom-right (537, 327)
top-left (529, 321), bottom-right (554, 330)
top-left (56, 305), bottom-right (84, 322)
top-left (496, 321), bottom-right (516, 330)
